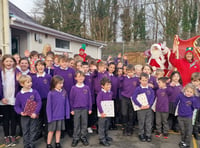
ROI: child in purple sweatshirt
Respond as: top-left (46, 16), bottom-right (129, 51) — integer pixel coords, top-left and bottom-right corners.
top-left (46, 75), bottom-right (70, 148)
top-left (70, 71), bottom-right (92, 147)
top-left (97, 77), bottom-right (113, 147)
top-left (155, 77), bottom-right (171, 139)
top-left (132, 73), bottom-right (155, 142)
top-left (15, 75), bottom-right (42, 148)
top-left (175, 83), bottom-right (199, 148)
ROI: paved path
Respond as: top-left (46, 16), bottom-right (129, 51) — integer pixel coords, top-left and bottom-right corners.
top-left (0, 127), bottom-right (199, 148)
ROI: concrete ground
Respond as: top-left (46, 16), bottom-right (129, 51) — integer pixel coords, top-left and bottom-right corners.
top-left (0, 126), bottom-right (199, 148)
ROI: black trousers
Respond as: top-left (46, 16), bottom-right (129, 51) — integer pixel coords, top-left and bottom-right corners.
top-left (121, 96), bottom-right (136, 130)
top-left (1, 105), bottom-right (17, 137)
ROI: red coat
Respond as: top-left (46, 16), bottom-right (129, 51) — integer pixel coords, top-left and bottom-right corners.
top-left (79, 53), bottom-right (87, 62)
top-left (169, 52), bottom-right (200, 86)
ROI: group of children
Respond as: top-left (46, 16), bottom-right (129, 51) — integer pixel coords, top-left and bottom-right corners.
top-left (0, 50), bottom-right (200, 148)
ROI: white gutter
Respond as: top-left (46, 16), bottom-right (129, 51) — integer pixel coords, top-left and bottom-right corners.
top-left (10, 15), bottom-right (107, 48)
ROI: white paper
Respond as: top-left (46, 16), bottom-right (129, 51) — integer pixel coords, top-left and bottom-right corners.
top-left (131, 93), bottom-right (148, 111)
top-left (98, 100), bottom-right (115, 117)
top-left (151, 98), bottom-right (157, 112)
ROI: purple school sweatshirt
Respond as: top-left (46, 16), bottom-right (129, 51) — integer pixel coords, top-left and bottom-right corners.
top-left (70, 84), bottom-right (92, 111)
top-left (15, 89), bottom-right (42, 115)
top-left (46, 89), bottom-right (70, 123)
top-left (96, 89), bottom-right (113, 114)
top-left (32, 73), bottom-right (52, 99)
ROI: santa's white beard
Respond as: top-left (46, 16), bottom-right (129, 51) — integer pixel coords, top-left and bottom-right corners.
top-left (149, 49), bottom-right (166, 69)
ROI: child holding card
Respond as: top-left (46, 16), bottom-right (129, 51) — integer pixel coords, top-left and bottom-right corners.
top-left (97, 77), bottom-right (113, 146)
top-left (14, 75), bottom-right (42, 148)
top-left (132, 73), bottom-right (155, 142)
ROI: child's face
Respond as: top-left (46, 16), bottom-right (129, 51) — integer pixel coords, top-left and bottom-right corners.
top-left (127, 70), bottom-right (134, 77)
top-left (98, 65), bottom-right (106, 73)
top-left (69, 60), bottom-right (75, 68)
top-left (19, 60), bottom-right (29, 71)
top-left (4, 58), bottom-right (14, 70)
top-left (172, 73), bottom-right (180, 83)
top-left (102, 82), bottom-right (111, 92)
top-left (59, 60), bottom-right (68, 69)
top-left (54, 57), bottom-right (59, 65)
top-left (117, 69), bottom-right (123, 76)
top-left (22, 79), bottom-right (32, 90)
top-left (13, 54), bottom-right (20, 64)
top-left (143, 66), bottom-right (151, 75)
top-left (45, 57), bottom-right (53, 67)
top-left (108, 64), bottom-right (115, 73)
top-left (89, 64), bottom-right (97, 73)
top-left (140, 77), bottom-right (148, 87)
top-left (31, 55), bottom-right (39, 60)
top-left (135, 68), bottom-right (142, 76)
top-left (123, 66), bottom-right (127, 75)
top-left (82, 65), bottom-right (89, 73)
top-left (36, 63), bottom-right (45, 73)
top-left (76, 62), bottom-right (82, 71)
top-left (158, 80), bottom-right (166, 88)
top-left (75, 74), bottom-right (85, 83)
top-left (184, 88), bottom-right (194, 97)
top-left (55, 81), bottom-right (64, 90)
top-left (156, 73), bottom-right (164, 79)
top-left (117, 62), bottom-right (123, 68)
top-left (191, 80), bottom-right (200, 88)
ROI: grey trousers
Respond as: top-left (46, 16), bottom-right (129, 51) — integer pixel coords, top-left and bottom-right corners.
top-left (73, 109), bottom-right (88, 140)
top-left (21, 116), bottom-right (39, 148)
top-left (98, 117), bottom-right (110, 140)
top-left (178, 117), bottom-right (192, 146)
top-left (156, 112), bottom-right (169, 134)
top-left (137, 109), bottom-right (152, 137)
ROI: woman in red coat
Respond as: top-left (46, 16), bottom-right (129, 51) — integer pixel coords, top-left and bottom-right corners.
top-left (169, 47), bottom-right (200, 86)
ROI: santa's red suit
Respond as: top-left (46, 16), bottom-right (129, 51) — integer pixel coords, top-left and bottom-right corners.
top-left (79, 53), bottom-right (87, 62)
top-left (169, 50), bottom-right (200, 86)
top-left (148, 43), bottom-right (171, 74)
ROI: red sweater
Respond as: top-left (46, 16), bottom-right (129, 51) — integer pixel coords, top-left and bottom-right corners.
top-left (169, 52), bottom-right (200, 86)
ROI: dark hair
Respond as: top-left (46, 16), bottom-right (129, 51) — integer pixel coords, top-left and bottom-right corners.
top-left (19, 57), bottom-right (30, 65)
top-left (126, 64), bottom-right (135, 71)
top-left (46, 51), bottom-right (55, 57)
top-left (142, 64), bottom-right (153, 73)
top-left (35, 60), bottom-right (46, 72)
top-left (100, 77), bottom-right (111, 86)
top-left (29, 50), bottom-right (39, 58)
top-left (82, 61), bottom-right (89, 66)
top-left (140, 72), bottom-right (149, 80)
top-left (158, 77), bottom-right (169, 83)
top-left (75, 70), bottom-right (85, 77)
top-left (50, 75), bottom-right (64, 90)
top-left (170, 71), bottom-right (182, 84)
top-left (0, 49), bottom-right (2, 55)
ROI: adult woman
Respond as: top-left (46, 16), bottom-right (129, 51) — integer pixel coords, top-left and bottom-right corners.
top-left (169, 47), bottom-right (200, 86)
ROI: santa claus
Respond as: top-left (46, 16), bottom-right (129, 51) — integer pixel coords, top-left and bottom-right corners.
top-left (147, 42), bottom-right (172, 75)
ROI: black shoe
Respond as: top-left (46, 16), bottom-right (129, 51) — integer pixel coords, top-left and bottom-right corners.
top-left (194, 133), bottom-right (200, 140)
top-left (139, 135), bottom-right (146, 142)
top-left (146, 136), bottom-right (152, 142)
top-left (71, 139), bottom-right (79, 147)
top-left (55, 143), bottom-right (62, 148)
top-left (81, 137), bottom-right (89, 146)
top-left (106, 137), bottom-right (113, 142)
top-left (47, 144), bottom-right (53, 148)
top-left (99, 140), bottom-right (110, 146)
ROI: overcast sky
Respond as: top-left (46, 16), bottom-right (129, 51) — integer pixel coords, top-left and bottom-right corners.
top-left (9, 0), bottom-right (35, 16)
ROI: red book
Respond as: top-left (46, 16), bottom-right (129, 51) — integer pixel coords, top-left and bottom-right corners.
top-left (24, 99), bottom-right (37, 116)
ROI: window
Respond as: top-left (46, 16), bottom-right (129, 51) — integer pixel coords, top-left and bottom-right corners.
top-left (55, 39), bottom-right (70, 49)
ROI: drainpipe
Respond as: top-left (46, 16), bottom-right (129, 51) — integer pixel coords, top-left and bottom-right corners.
top-left (0, 0), bottom-right (10, 54)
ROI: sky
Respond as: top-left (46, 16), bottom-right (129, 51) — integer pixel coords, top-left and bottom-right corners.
top-left (9, 0), bottom-right (36, 16)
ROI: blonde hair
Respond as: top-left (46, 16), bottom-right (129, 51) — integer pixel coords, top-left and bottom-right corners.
top-left (18, 75), bottom-right (32, 86)
top-left (155, 69), bottom-right (165, 76)
top-left (42, 43), bottom-right (51, 56)
top-left (182, 83), bottom-right (198, 96)
top-left (134, 64), bottom-right (143, 70)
